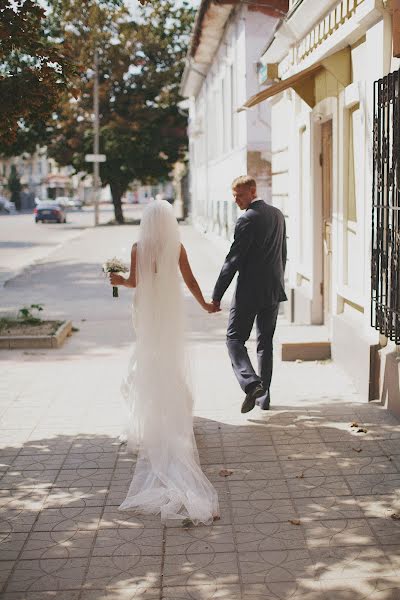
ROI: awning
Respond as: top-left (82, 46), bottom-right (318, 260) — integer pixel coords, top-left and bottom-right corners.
top-left (239, 47), bottom-right (351, 111)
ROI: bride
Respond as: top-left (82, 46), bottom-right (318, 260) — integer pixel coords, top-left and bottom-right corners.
top-left (109, 199), bottom-right (220, 525)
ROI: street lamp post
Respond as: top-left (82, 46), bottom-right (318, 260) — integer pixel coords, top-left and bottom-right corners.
top-left (93, 49), bottom-right (100, 227)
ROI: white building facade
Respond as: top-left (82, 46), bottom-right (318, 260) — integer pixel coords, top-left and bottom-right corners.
top-left (181, 0), bottom-right (288, 239)
top-left (243, 0), bottom-right (400, 410)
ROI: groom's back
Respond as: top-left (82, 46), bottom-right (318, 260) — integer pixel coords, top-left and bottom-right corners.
top-left (237, 200), bottom-right (287, 305)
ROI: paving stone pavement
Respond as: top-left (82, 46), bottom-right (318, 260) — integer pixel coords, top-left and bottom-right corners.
top-left (1, 223), bottom-right (400, 599)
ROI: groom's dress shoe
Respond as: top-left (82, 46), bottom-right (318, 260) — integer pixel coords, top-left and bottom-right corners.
top-left (241, 384), bottom-right (264, 414)
top-left (256, 390), bottom-right (270, 411)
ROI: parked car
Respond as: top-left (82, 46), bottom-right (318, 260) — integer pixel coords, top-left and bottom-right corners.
top-left (34, 201), bottom-right (67, 223)
top-left (52, 196), bottom-right (83, 211)
top-left (65, 197), bottom-right (83, 210)
top-left (0, 196), bottom-right (15, 213)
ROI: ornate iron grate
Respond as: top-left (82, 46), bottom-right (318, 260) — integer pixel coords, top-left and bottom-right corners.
top-left (372, 68), bottom-right (400, 344)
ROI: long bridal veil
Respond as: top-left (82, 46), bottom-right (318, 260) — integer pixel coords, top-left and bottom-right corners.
top-left (118, 199), bottom-right (219, 524)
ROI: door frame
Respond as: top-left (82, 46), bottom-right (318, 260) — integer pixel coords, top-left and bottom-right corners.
top-left (311, 97), bottom-right (338, 328)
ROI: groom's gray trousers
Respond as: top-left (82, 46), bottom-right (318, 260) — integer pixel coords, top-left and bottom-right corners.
top-left (226, 296), bottom-right (279, 409)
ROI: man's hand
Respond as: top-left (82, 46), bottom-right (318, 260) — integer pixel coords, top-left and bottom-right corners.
top-left (212, 300), bottom-right (221, 312)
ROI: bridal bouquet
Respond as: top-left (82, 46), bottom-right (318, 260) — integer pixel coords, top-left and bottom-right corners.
top-left (102, 257), bottom-right (129, 298)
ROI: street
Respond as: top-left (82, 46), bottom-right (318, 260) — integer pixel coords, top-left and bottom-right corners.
top-left (0, 204), bottom-right (144, 288)
top-left (0, 220), bottom-right (400, 599)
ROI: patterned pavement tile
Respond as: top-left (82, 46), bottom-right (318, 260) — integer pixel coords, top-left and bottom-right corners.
top-left (83, 555), bottom-right (161, 590)
top-left (22, 439), bottom-right (73, 455)
top-left (223, 446), bottom-right (277, 464)
top-left (293, 496), bottom-right (365, 522)
top-left (1, 592), bottom-right (80, 600)
top-left (62, 453), bottom-right (117, 470)
top-left (234, 522), bottom-right (307, 552)
top-left (271, 430), bottom-right (324, 446)
top-left (324, 440), bottom-right (384, 458)
top-left (92, 528), bottom-right (163, 557)
top-left (378, 440), bottom-right (400, 456)
top-left (320, 578), bottom-right (400, 600)
top-left (54, 468), bottom-right (114, 488)
top-left (0, 531), bottom-right (29, 560)
top-left (241, 580), bottom-right (325, 600)
top-left (221, 433), bottom-right (273, 447)
top-left (336, 455), bottom-right (398, 476)
top-left (238, 549), bottom-right (316, 583)
top-left (0, 560), bottom-right (14, 590)
top-left (230, 498), bottom-right (298, 525)
top-left (194, 434), bottom-right (222, 449)
top-left (5, 558), bottom-right (89, 592)
top-left (356, 494), bottom-right (400, 518)
top-left (367, 518), bottom-right (400, 545)
top-left (105, 485), bottom-right (131, 507)
top-left (99, 507), bottom-right (163, 529)
top-left (197, 448), bottom-right (225, 465)
top-left (0, 509), bottom-right (40, 533)
top-left (32, 507), bottom-right (103, 532)
top-left (203, 461), bottom-right (283, 482)
top-left (69, 438), bottom-right (121, 454)
top-left (0, 488), bottom-right (48, 510)
top-left (274, 444), bottom-right (330, 460)
top-left (287, 475), bottom-right (351, 498)
top-left (161, 584), bottom-right (242, 599)
top-left (302, 518), bottom-right (377, 548)
top-left (43, 487), bottom-right (108, 509)
top-left (165, 525), bottom-right (234, 555)
top-left (21, 530), bottom-right (95, 559)
top-left (0, 456), bottom-right (14, 472)
top-left (317, 427), bottom-right (362, 443)
top-left (345, 473), bottom-right (400, 496)
top-left (162, 552), bottom-right (239, 587)
top-left (10, 455), bottom-right (65, 471)
top-left (226, 478), bottom-right (290, 502)
top-left (164, 502), bottom-right (232, 528)
top-left (0, 448), bottom-right (21, 459)
top-left (0, 470), bottom-right (59, 489)
top-left (81, 590), bottom-right (159, 600)
top-left (311, 545), bottom-right (396, 581)
top-left (278, 458), bottom-right (342, 479)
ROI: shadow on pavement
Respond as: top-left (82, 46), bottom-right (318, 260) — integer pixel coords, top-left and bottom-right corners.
top-left (0, 405), bottom-right (399, 598)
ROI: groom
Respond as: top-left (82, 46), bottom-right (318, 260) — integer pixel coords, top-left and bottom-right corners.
top-left (212, 176), bottom-right (287, 413)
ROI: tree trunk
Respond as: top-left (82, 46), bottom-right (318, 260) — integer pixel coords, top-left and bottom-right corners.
top-left (110, 182), bottom-right (125, 224)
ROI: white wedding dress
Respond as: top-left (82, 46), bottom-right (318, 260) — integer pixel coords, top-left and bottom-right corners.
top-left (118, 200), bottom-right (219, 525)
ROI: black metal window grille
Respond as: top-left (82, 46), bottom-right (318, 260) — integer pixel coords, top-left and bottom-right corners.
top-left (371, 68), bottom-right (400, 344)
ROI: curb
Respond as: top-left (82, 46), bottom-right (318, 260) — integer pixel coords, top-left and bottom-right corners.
top-left (0, 320), bottom-right (73, 350)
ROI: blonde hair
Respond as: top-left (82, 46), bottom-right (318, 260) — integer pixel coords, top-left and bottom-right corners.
top-left (231, 175), bottom-right (257, 190)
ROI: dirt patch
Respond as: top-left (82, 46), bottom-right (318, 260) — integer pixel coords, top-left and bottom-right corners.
top-left (0, 320), bottom-right (63, 337)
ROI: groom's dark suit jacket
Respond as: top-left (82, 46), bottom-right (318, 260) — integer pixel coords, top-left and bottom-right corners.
top-left (212, 199), bottom-right (287, 308)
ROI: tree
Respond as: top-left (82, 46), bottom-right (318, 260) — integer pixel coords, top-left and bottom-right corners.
top-left (0, 0), bottom-right (79, 151)
top-left (47, 0), bottom-right (194, 223)
top-left (8, 165), bottom-right (22, 210)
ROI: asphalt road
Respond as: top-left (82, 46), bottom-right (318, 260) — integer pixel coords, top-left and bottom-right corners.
top-left (0, 204), bottom-right (144, 287)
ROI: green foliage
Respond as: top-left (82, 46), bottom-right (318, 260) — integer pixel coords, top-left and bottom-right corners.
top-left (17, 303), bottom-right (44, 325)
top-left (0, 0), bottom-right (80, 152)
top-left (47, 0), bottom-right (195, 222)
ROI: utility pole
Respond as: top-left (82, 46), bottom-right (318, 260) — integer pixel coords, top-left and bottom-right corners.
top-left (93, 49), bottom-right (100, 226)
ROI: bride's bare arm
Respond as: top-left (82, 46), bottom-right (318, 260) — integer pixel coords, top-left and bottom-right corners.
top-left (179, 244), bottom-right (218, 313)
top-left (110, 243), bottom-right (137, 288)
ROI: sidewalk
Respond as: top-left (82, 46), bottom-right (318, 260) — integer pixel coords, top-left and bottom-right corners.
top-left (0, 223), bottom-right (400, 599)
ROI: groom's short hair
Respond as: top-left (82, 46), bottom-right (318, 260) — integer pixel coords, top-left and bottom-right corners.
top-left (232, 175), bottom-right (256, 190)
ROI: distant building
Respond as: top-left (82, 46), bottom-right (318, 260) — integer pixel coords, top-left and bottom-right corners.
top-left (0, 150), bottom-right (90, 206)
top-left (181, 0), bottom-right (289, 239)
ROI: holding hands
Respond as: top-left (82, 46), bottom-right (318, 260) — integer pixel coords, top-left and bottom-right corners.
top-left (203, 300), bottom-right (221, 314)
